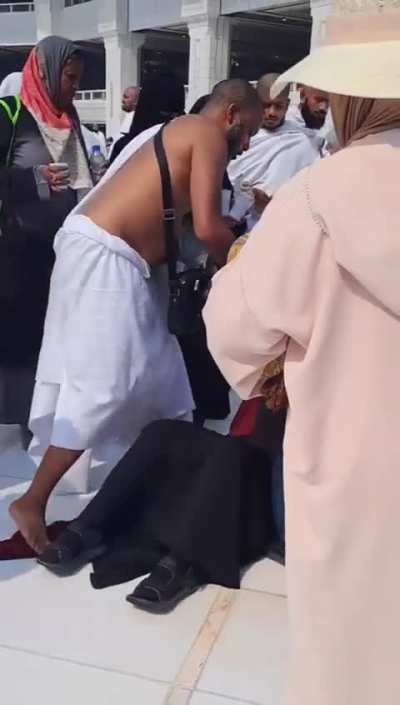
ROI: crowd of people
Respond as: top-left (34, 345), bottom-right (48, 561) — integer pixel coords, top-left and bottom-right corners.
top-left (1, 0), bottom-right (400, 700)
top-left (1, 38), bottom-right (327, 559)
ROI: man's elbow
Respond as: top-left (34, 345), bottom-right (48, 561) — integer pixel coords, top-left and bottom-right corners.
top-left (193, 219), bottom-right (218, 245)
top-left (195, 217), bottom-right (233, 254)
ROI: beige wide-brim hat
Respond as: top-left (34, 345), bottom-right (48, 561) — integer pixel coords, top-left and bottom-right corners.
top-left (272, 0), bottom-right (400, 100)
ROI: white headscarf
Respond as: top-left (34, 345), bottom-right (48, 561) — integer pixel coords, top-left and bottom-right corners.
top-left (0, 72), bottom-right (22, 98)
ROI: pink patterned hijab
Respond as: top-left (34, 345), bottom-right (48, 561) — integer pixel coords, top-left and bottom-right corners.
top-left (21, 37), bottom-right (92, 190)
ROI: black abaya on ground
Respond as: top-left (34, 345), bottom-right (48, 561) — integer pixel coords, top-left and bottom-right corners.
top-left (73, 420), bottom-right (275, 590)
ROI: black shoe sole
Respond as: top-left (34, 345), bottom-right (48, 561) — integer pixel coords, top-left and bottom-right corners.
top-left (126, 581), bottom-right (201, 615)
top-left (37, 544), bottom-right (106, 577)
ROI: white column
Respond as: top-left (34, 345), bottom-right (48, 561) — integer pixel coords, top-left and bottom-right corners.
top-left (98, 1), bottom-right (145, 138)
top-left (35, 0), bottom-right (63, 40)
top-left (187, 16), bottom-right (231, 111)
top-left (102, 31), bottom-right (145, 139)
top-left (310, 0), bottom-right (334, 49)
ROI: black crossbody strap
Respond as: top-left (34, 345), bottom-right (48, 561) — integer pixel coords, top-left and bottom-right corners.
top-left (154, 125), bottom-right (178, 280)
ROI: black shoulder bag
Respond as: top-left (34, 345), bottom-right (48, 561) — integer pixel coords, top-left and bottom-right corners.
top-left (154, 126), bottom-right (211, 338)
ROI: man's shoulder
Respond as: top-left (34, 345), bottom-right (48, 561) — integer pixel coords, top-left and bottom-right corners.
top-left (249, 124), bottom-right (316, 154)
top-left (286, 105), bottom-right (304, 127)
top-left (275, 121), bottom-right (322, 156)
top-left (169, 114), bottom-right (224, 140)
top-left (281, 116), bottom-right (326, 153)
top-left (275, 119), bottom-right (310, 139)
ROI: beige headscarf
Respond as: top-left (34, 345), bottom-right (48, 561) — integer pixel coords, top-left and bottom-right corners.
top-left (331, 94), bottom-right (400, 147)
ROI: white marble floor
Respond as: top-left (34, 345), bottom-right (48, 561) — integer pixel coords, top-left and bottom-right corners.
top-left (0, 425), bottom-right (287, 705)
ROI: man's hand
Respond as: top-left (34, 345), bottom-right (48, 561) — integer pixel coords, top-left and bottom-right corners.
top-left (222, 215), bottom-right (241, 230)
top-left (253, 188), bottom-right (272, 214)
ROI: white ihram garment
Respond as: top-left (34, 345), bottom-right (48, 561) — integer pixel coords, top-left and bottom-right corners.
top-left (228, 122), bottom-right (321, 229)
top-left (29, 124), bottom-right (194, 493)
top-left (286, 105), bottom-right (328, 152)
top-left (228, 122), bottom-right (320, 195)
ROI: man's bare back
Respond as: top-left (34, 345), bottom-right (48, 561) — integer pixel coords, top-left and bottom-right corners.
top-left (83, 115), bottom-right (232, 266)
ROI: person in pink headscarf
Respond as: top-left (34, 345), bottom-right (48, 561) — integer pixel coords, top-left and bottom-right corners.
top-left (0, 37), bottom-right (90, 443)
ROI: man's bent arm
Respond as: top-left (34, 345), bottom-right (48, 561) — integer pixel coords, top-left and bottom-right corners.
top-left (190, 126), bottom-right (234, 265)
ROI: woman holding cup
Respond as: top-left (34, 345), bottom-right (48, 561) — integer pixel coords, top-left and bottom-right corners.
top-left (0, 36), bottom-right (92, 441)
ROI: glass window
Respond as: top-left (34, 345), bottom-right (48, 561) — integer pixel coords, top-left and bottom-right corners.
top-left (65, 0), bottom-right (92, 8)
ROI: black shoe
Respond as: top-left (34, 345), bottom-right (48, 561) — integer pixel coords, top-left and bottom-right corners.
top-left (126, 555), bottom-right (201, 614)
top-left (37, 523), bottom-right (105, 576)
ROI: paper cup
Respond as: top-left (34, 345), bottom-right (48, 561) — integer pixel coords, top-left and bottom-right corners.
top-left (49, 162), bottom-right (70, 190)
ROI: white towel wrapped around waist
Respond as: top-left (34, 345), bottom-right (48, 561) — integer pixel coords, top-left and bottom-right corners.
top-left (30, 213), bottom-right (194, 453)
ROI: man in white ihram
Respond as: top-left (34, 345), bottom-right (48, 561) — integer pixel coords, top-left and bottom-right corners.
top-left (228, 73), bottom-right (322, 227)
top-left (114, 86), bottom-right (141, 142)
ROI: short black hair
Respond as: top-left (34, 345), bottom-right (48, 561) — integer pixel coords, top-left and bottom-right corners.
top-left (208, 79), bottom-right (262, 112)
top-left (257, 73), bottom-right (290, 101)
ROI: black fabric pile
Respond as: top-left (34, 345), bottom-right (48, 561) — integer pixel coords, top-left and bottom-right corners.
top-left (72, 420), bottom-right (275, 590)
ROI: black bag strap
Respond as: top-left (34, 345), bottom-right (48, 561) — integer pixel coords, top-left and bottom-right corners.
top-left (153, 125), bottom-right (178, 281)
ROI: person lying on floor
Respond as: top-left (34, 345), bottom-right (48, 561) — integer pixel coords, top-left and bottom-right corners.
top-left (38, 419), bottom-right (278, 614)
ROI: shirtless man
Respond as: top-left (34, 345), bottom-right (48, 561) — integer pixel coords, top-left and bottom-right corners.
top-left (10, 78), bottom-right (262, 553)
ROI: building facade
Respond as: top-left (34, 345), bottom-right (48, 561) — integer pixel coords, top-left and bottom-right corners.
top-left (0, 0), bottom-right (332, 135)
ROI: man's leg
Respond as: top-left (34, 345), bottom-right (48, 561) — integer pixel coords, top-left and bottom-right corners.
top-left (38, 421), bottom-right (191, 572)
top-left (9, 222), bottom-right (136, 554)
top-left (9, 446), bottom-right (83, 554)
top-left (75, 420), bottom-right (179, 533)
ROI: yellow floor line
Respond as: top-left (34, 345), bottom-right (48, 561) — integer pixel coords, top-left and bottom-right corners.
top-left (164, 686), bottom-right (192, 705)
top-left (175, 587), bottom-right (236, 692)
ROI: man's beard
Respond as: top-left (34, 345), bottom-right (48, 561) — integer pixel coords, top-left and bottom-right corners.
top-left (263, 117), bottom-right (285, 132)
top-left (301, 102), bottom-right (326, 130)
top-left (227, 124), bottom-right (244, 159)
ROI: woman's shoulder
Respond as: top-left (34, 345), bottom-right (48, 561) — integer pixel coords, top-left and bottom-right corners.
top-left (272, 147), bottom-right (367, 213)
top-left (307, 141), bottom-right (390, 187)
top-left (307, 141), bottom-right (390, 213)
